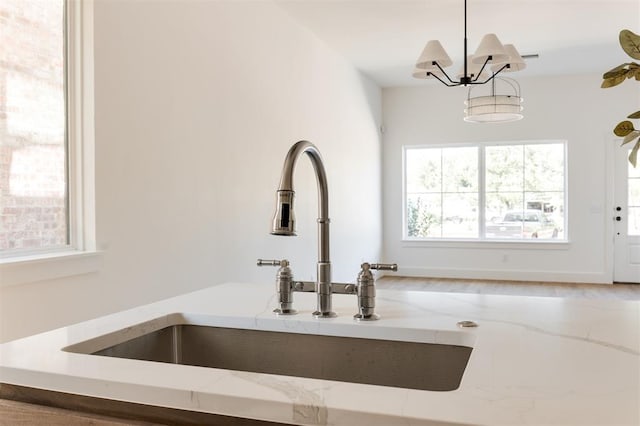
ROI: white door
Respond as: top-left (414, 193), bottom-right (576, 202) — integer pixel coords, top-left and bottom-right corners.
top-left (613, 147), bottom-right (640, 283)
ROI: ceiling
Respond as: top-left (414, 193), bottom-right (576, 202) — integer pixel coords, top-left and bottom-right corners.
top-left (274, 0), bottom-right (640, 87)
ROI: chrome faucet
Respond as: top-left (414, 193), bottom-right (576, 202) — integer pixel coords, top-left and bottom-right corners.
top-left (259, 140), bottom-right (397, 320)
top-left (270, 140), bottom-right (335, 318)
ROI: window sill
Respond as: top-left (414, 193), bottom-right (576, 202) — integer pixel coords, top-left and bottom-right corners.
top-left (401, 239), bottom-right (570, 250)
top-left (0, 251), bottom-right (102, 288)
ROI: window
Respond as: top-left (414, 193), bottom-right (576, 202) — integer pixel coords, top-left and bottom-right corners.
top-left (404, 141), bottom-right (566, 241)
top-left (0, 0), bottom-right (96, 286)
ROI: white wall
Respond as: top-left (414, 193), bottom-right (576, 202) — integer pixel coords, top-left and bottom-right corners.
top-left (382, 74), bottom-right (638, 283)
top-left (0, 1), bottom-right (382, 343)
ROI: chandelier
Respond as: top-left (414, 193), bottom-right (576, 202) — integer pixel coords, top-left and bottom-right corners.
top-left (412, 0), bottom-right (526, 87)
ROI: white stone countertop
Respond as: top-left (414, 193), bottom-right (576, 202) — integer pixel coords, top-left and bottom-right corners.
top-left (1, 282), bottom-right (639, 425)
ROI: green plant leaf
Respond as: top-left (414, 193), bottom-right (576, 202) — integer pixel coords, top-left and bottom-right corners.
top-left (614, 120), bottom-right (635, 136)
top-left (622, 130), bottom-right (640, 145)
top-left (629, 110), bottom-right (640, 119)
top-left (620, 29), bottom-right (640, 60)
top-left (629, 140), bottom-right (640, 167)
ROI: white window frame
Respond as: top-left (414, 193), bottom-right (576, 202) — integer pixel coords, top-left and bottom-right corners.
top-left (0, 0), bottom-right (99, 287)
top-left (402, 140), bottom-right (569, 246)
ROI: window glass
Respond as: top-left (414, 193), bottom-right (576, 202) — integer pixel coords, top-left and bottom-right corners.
top-left (0, 0), bottom-right (68, 252)
top-left (406, 148), bottom-right (441, 193)
top-left (486, 145), bottom-right (523, 192)
top-left (485, 143), bottom-right (565, 240)
top-left (524, 144), bottom-right (564, 191)
top-left (407, 194), bottom-right (442, 238)
top-left (405, 146), bottom-right (479, 238)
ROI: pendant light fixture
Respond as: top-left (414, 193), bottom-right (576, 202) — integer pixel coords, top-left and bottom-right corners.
top-left (413, 0), bottom-right (526, 87)
top-left (464, 77), bottom-right (523, 123)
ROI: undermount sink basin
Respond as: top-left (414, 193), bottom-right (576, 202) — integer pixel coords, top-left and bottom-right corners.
top-left (69, 322), bottom-right (472, 392)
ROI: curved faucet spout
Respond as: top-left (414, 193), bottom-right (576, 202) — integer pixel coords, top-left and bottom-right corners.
top-left (271, 141), bottom-right (330, 261)
top-left (277, 141), bottom-right (326, 190)
top-left (274, 141), bottom-right (329, 223)
top-left (271, 140), bottom-right (335, 318)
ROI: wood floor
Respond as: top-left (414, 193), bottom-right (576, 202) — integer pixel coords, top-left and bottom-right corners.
top-left (377, 276), bottom-right (640, 300)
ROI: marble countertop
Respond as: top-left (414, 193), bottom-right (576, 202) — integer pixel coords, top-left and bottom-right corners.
top-left (1, 282), bottom-right (639, 425)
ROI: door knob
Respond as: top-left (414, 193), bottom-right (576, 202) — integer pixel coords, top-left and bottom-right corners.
top-left (615, 216), bottom-right (622, 221)
top-left (616, 206), bottom-right (622, 211)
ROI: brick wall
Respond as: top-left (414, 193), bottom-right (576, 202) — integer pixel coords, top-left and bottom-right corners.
top-left (0, 0), bottom-right (67, 251)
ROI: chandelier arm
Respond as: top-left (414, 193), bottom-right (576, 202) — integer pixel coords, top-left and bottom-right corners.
top-left (432, 61), bottom-right (460, 85)
top-left (471, 63), bottom-right (510, 85)
top-left (471, 74), bottom-right (496, 85)
top-left (489, 63), bottom-right (509, 78)
top-left (429, 71), bottom-right (461, 87)
top-left (472, 73), bottom-right (497, 85)
top-left (471, 56), bottom-right (491, 82)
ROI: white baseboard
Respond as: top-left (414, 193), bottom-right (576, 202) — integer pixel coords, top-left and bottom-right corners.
top-left (387, 266), bottom-right (612, 285)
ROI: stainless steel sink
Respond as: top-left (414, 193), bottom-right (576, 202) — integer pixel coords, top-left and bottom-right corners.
top-left (85, 325), bottom-right (472, 391)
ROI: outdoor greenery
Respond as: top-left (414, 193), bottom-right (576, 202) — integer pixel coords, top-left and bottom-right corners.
top-left (601, 29), bottom-right (640, 167)
top-left (407, 197), bottom-right (438, 237)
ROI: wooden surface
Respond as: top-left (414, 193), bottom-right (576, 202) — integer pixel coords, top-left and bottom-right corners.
top-left (377, 276), bottom-right (640, 300)
top-left (0, 384), bottom-right (284, 426)
top-left (0, 398), bottom-right (154, 425)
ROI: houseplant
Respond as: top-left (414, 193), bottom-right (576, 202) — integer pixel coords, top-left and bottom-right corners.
top-left (601, 29), bottom-right (640, 167)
